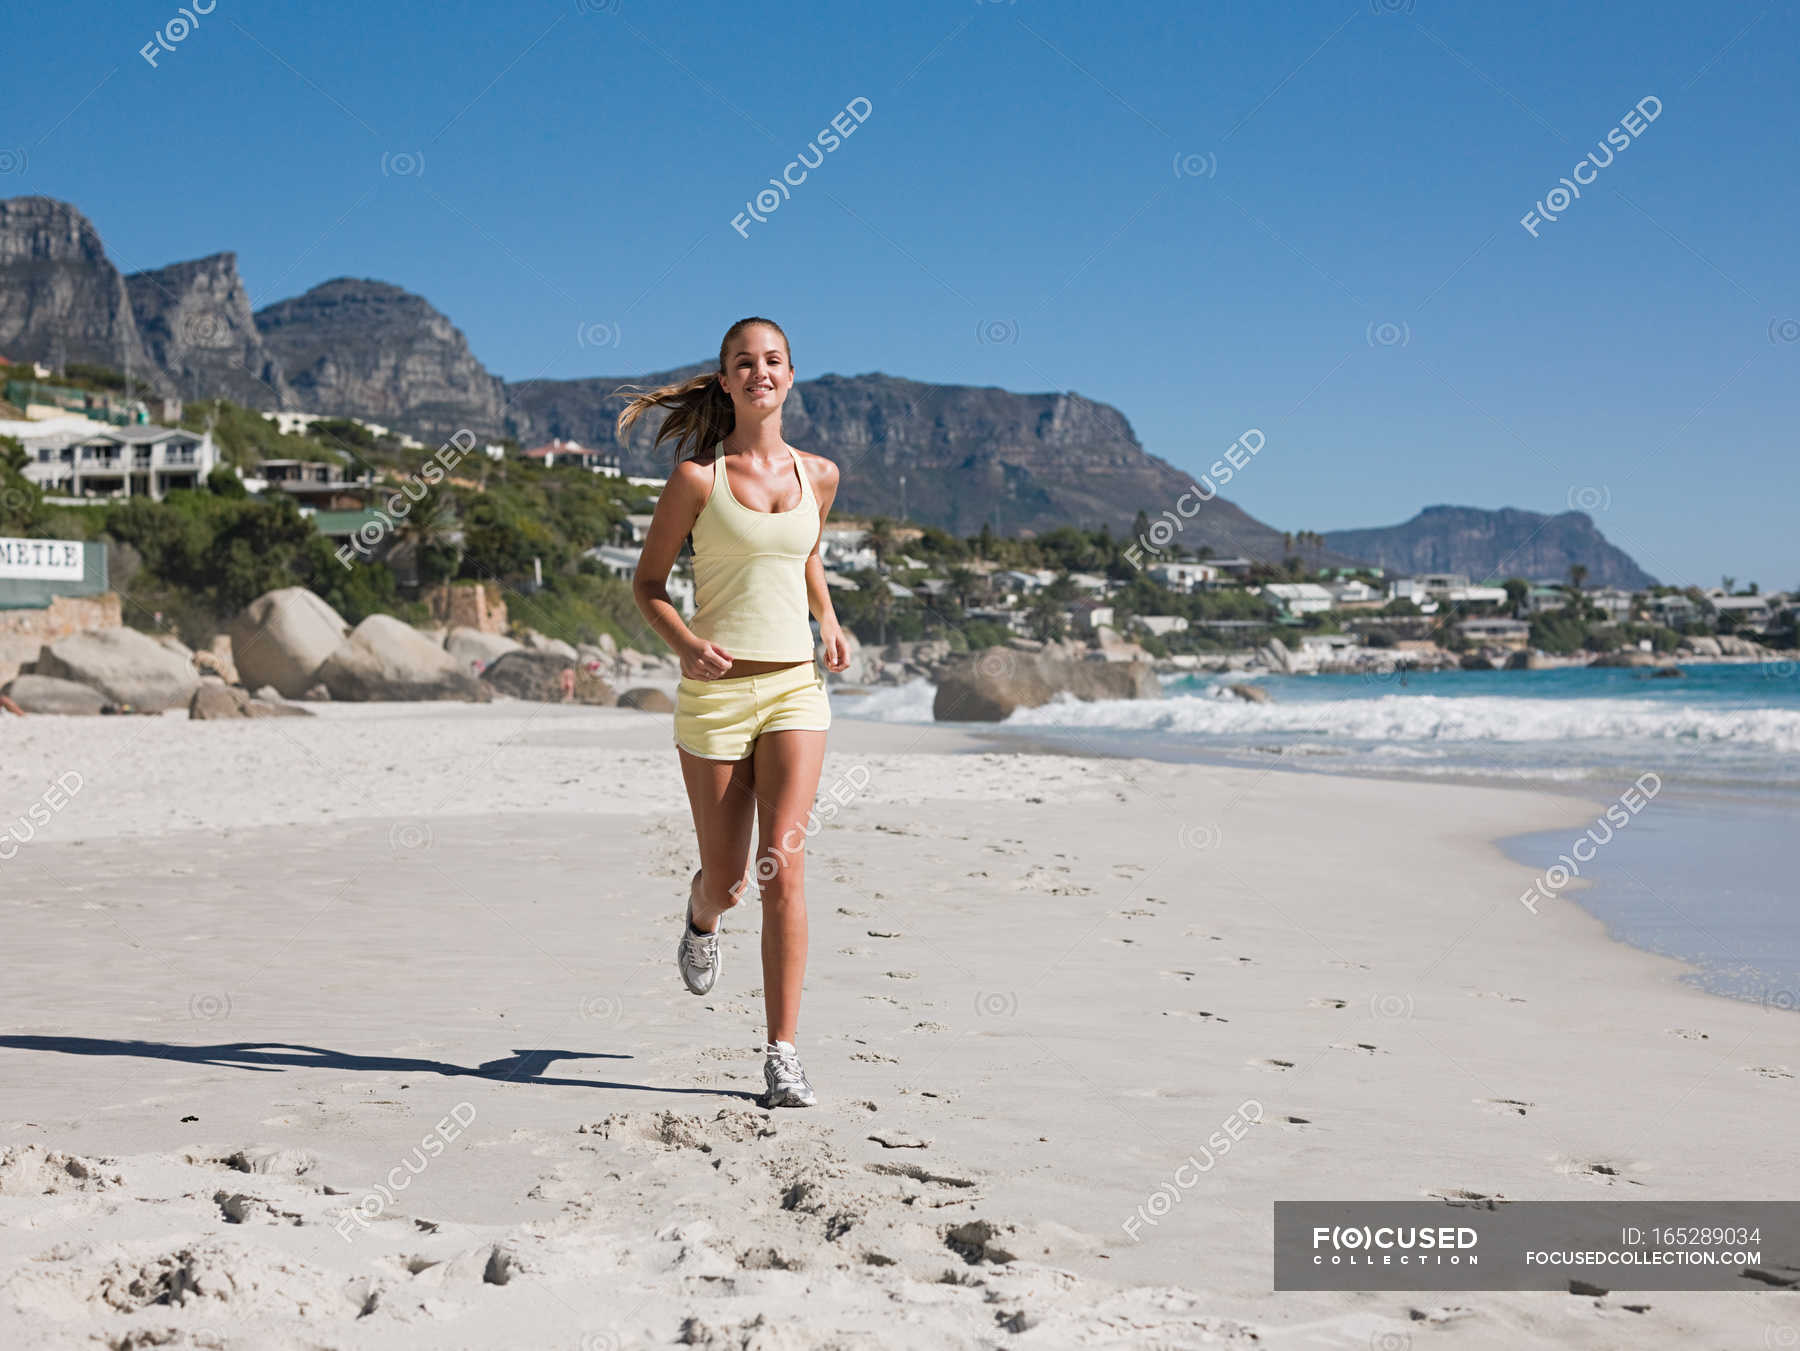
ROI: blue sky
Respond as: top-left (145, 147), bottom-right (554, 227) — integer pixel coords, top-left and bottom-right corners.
top-left (7, 0), bottom-right (1794, 588)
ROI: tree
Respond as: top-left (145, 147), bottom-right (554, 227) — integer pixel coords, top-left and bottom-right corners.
top-left (206, 465), bottom-right (247, 498)
top-left (0, 435), bottom-right (49, 535)
top-left (865, 517), bottom-right (897, 570)
top-left (1568, 563), bottom-right (1588, 592)
top-left (1502, 577), bottom-right (1529, 616)
top-left (390, 482), bottom-right (462, 589)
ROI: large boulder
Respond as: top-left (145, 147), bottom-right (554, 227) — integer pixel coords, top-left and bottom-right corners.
top-left (228, 588), bottom-right (351, 698)
top-left (445, 626), bottom-right (521, 674)
top-left (1, 674), bottom-right (107, 715)
top-left (33, 627), bottom-right (200, 711)
top-left (1094, 624), bottom-right (1153, 663)
top-left (314, 616), bottom-right (490, 702)
top-left (1681, 635), bottom-right (1723, 657)
top-left (189, 685), bottom-right (314, 719)
top-left (521, 629), bottom-right (579, 661)
top-left (482, 650), bottom-right (616, 705)
top-left (932, 651), bottom-right (1161, 722)
top-left (618, 686), bottom-right (674, 713)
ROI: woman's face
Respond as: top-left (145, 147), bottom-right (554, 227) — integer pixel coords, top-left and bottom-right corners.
top-left (719, 326), bottom-right (792, 414)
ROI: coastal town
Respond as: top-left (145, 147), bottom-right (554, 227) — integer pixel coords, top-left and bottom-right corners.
top-left (1, 360), bottom-right (1793, 716)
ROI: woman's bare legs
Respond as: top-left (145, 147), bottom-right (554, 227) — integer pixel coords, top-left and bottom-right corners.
top-left (749, 728), bottom-right (828, 1045)
top-left (676, 748), bottom-right (758, 932)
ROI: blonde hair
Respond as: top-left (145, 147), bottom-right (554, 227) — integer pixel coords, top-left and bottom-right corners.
top-left (614, 317), bottom-right (792, 469)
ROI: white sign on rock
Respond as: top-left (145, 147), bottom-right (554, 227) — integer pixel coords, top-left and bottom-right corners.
top-left (0, 537), bottom-right (84, 581)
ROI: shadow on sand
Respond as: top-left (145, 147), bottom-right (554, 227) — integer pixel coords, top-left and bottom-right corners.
top-left (0, 1036), bottom-right (759, 1099)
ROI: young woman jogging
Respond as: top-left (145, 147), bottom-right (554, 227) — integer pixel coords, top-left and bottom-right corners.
top-left (621, 317), bottom-right (848, 1108)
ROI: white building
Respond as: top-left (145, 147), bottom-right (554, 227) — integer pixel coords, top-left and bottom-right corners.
top-left (1263, 582), bottom-right (1335, 615)
top-left (1133, 614), bottom-right (1190, 637)
top-left (17, 424), bottom-right (218, 501)
top-left (1709, 594), bottom-right (1773, 628)
top-left (1147, 561), bottom-right (1216, 592)
top-left (1440, 584), bottom-right (1510, 607)
top-left (1587, 587), bottom-right (1636, 622)
top-left (1328, 579), bottom-right (1382, 605)
top-left (819, 528), bottom-right (876, 571)
top-left (1647, 593), bottom-right (1698, 624)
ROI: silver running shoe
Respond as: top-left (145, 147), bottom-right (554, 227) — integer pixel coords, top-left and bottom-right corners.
top-left (764, 1040), bottom-right (817, 1107)
top-left (676, 899), bottom-right (720, 996)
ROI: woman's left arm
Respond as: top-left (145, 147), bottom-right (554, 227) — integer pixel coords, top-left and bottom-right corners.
top-left (802, 454), bottom-right (849, 672)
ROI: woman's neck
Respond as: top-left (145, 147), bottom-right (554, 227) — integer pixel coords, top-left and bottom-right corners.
top-left (722, 416), bottom-right (786, 460)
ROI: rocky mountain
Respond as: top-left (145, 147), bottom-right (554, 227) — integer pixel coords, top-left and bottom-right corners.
top-left (0, 197), bottom-right (164, 390)
top-left (126, 252), bottom-right (292, 408)
top-left (0, 195), bottom-right (1663, 582)
top-left (254, 279), bottom-right (505, 441)
top-left (1322, 505), bottom-right (1657, 588)
top-left (506, 366), bottom-right (1356, 556)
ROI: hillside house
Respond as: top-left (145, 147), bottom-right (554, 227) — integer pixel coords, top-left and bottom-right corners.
top-left (18, 424), bottom-right (218, 501)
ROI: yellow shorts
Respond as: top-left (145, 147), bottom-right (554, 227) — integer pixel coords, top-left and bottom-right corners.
top-left (673, 660), bottom-right (831, 760)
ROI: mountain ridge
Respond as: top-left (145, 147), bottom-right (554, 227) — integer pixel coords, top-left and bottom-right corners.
top-left (0, 194), bottom-right (1660, 582)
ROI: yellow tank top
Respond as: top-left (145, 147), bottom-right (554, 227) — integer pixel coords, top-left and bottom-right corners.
top-left (687, 445), bottom-right (820, 661)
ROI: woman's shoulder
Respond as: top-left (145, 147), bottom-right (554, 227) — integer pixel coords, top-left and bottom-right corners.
top-left (669, 453), bottom-right (717, 489)
top-left (789, 445), bottom-right (839, 490)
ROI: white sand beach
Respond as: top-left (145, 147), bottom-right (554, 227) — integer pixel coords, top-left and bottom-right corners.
top-left (0, 701), bottom-right (1792, 1349)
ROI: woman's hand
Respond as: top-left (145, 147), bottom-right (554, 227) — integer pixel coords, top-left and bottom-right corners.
top-left (681, 639), bottom-right (734, 680)
top-left (820, 620), bottom-right (851, 673)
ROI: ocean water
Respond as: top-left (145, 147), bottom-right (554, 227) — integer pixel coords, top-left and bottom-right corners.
top-left (845, 661), bottom-right (1800, 795)
top-left (841, 661), bottom-right (1799, 1008)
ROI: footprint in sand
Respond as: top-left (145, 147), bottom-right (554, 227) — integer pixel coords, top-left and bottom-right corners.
top-left (1554, 1157), bottom-right (1644, 1186)
top-left (1308, 997), bottom-right (1348, 1009)
top-left (1184, 929), bottom-right (1224, 941)
top-left (1469, 990), bottom-right (1527, 1003)
top-left (1330, 1042), bottom-right (1385, 1055)
top-left (1327, 960), bottom-right (1372, 971)
top-left (1162, 1009), bottom-right (1229, 1023)
top-left (1277, 1115), bottom-right (1313, 1131)
top-left (1668, 1028), bottom-right (1710, 1040)
top-left (1160, 970), bottom-right (1197, 983)
top-left (1744, 1065), bottom-right (1793, 1079)
top-left (1249, 1058), bottom-right (1295, 1072)
top-left (1425, 1187), bottom-right (1505, 1207)
top-left (1479, 1098), bottom-right (1534, 1116)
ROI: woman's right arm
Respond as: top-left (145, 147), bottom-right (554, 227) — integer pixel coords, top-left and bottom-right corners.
top-left (631, 461), bottom-right (732, 679)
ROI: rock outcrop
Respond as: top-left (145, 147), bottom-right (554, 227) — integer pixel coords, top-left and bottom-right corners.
top-left (932, 651), bottom-right (1160, 722)
top-left (32, 627), bottom-right (199, 711)
top-left (0, 673), bottom-right (106, 715)
top-left (444, 626), bottom-right (521, 674)
top-left (255, 279), bottom-right (506, 441)
top-left (126, 252), bottom-right (292, 409)
top-left (227, 588), bottom-right (351, 699)
top-left (1323, 505), bottom-right (1657, 590)
top-left (481, 649), bottom-right (615, 705)
top-left (189, 684), bottom-right (314, 719)
top-left (315, 615), bottom-right (489, 701)
top-left (618, 686), bottom-right (674, 713)
top-left (0, 197), bottom-right (163, 386)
